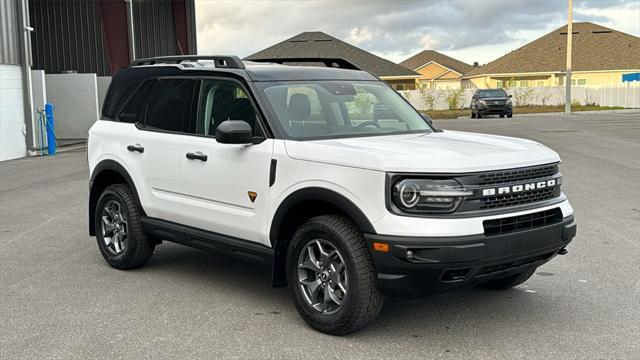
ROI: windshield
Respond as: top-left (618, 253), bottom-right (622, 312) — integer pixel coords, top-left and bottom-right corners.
top-left (478, 89), bottom-right (507, 98)
top-left (256, 81), bottom-right (432, 140)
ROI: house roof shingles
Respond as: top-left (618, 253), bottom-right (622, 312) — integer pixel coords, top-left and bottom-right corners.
top-left (465, 22), bottom-right (640, 78)
top-left (400, 50), bottom-right (474, 75)
top-left (245, 31), bottom-right (419, 78)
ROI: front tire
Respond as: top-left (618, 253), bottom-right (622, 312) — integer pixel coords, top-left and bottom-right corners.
top-left (477, 267), bottom-right (536, 290)
top-left (95, 184), bottom-right (154, 269)
top-left (287, 215), bottom-right (383, 335)
top-left (471, 109), bottom-right (476, 118)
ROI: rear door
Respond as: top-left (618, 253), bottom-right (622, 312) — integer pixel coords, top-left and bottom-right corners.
top-left (119, 78), bottom-right (197, 224)
top-left (179, 78), bottom-right (273, 245)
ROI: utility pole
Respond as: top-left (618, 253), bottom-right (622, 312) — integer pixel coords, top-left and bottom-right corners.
top-left (565, 0), bottom-right (573, 115)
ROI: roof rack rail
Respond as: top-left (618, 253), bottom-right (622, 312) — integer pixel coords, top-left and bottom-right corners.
top-left (249, 57), bottom-right (360, 70)
top-left (129, 55), bottom-right (245, 69)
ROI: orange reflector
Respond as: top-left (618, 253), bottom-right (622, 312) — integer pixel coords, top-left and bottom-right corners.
top-left (373, 242), bottom-right (390, 253)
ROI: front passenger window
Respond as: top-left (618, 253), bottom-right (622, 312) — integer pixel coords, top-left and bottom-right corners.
top-left (193, 80), bottom-right (262, 137)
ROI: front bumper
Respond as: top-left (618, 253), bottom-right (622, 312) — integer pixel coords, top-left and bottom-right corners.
top-left (365, 215), bottom-right (576, 297)
top-left (479, 106), bottom-right (512, 115)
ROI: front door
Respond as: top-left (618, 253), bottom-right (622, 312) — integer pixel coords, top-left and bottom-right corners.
top-left (179, 78), bottom-right (273, 246)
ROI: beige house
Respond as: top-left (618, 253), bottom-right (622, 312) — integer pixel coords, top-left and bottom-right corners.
top-left (400, 50), bottom-right (473, 89)
top-left (463, 22), bottom-right (640, 89)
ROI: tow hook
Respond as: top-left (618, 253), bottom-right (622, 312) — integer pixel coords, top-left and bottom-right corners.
top-left (558, 248), bottom-right (568, 255)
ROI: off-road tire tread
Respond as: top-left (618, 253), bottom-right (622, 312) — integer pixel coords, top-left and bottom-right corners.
top-left (288, 215), bottom-right (383, 335)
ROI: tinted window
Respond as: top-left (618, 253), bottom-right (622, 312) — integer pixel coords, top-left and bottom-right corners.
top-left (478, 89), bottom-right (507, 98)
top-left (191, 79), bottom-right (262, 137)
top-left (143, 79), bottom-right (195, 132)
top-left (117, 80), bottom-right (154, 123)
top-left (102, 80), bottom-right (137, 118)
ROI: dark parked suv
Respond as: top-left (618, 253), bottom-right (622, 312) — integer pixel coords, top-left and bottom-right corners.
top-left (471, 88), bottom-right (513, 118)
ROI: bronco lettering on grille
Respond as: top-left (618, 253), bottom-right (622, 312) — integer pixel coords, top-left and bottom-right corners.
top-left (482, 179), bottom-right (557, 197)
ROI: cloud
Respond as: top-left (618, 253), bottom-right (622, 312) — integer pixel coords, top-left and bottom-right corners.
top-left (195, 0), bottom-right (639, 65)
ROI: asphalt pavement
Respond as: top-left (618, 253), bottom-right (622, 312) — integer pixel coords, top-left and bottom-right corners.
top-left (1, 112), bottom-right (639, 359)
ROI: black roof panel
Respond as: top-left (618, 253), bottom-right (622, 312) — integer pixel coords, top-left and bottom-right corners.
top-left (243, 63), bottom-right (378, 81)
top-left (119, 61), bottom-right (379, 82)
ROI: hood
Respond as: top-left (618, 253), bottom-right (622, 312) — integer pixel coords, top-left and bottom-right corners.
top-left (284, 131), bottom-right (560, 173)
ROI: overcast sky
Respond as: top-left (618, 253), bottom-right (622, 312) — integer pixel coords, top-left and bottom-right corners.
top-left (195, 0), bottom-right (640, 65)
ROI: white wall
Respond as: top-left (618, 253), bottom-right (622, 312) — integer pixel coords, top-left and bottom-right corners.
top-left (45, 73), bottom-right (99, 139)
top-left (96, 76), bottom-right (112, 115)
top-left (0, 64), bottom-right (26, 161)
top-left (31, 69), bottom-right (47, 151)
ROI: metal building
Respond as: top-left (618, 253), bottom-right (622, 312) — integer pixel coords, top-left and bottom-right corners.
top-left (29, 0), bottom-right (197, 76)
top-left (0, 0), bottom-right (197, 161)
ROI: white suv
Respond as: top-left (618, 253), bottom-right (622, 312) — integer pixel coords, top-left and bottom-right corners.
top-left (88, 56), bottom-right (576, 335)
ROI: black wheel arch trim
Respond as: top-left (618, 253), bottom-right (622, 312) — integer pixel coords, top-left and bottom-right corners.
top-left (89, 159), bottom-right (142, 236)
top-left (269, 187), bottom-right (376, 287)
top-left (269, 187), bottom-right (376, 246)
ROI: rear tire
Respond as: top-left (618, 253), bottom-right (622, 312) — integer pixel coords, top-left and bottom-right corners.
top-left (471, 110), bottom-right (476, 118)
top-left (477, 267), bottom-right (536, 290)
top-left (95, 184), bottom-right (154, 269)
top-left (476, 111), bottom-right (482, 118)
top-left (287, 215), bottom-right (383, 335)
top-left (507, 113), bottom-right (513, 118)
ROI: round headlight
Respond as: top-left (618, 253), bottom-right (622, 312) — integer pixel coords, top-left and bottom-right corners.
top-left (399, 183), bottom-right (420, 208)
top-left (391, 178), bottom-right (472, 214)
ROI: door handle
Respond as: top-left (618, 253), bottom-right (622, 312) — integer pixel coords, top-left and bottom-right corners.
top-left (127, 144), bottom-right (144, 153)
top-left (186, 151), bottom-right (208, 162)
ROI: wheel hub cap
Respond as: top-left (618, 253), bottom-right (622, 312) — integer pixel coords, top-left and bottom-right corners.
top-left (297, 239), bottom-right (348, 314)
top-left (101, 200), bottom-right (128, 255)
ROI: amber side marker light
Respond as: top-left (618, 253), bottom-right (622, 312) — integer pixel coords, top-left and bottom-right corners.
top-left (373, 242), bottom-right (390, 253)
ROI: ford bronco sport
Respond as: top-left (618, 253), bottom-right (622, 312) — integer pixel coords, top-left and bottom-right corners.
top-left (88, 55), bottom-right (576, 335)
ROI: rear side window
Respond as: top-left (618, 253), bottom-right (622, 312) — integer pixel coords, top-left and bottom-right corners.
top-left (143, 79), bottom-right (196, 132)
top-left (102, 80), bottom-right (138, 119)
top-left (116, 80), bottom-right (154, 123)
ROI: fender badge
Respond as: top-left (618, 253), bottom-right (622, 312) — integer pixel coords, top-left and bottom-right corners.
top-left (248, 191), bottom-right (257, 203)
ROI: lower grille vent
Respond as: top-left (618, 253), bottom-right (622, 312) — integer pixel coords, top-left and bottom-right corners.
top-left (483, 208), bottom-right (563, 236)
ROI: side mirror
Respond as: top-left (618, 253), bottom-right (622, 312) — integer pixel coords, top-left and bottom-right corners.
top-left (421, 113), bottom-right (433, 125)
top-left (215, 120), bottom-right (253, 144)
top-left (508, 94), bottom-right (513, 98)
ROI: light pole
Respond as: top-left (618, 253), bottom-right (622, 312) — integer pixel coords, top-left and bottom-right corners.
top-left (565, 0), bottom-right (573, 115)
top-left (125, 0), bottom-right (136, 62)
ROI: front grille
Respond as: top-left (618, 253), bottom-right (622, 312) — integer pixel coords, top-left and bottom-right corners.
top-left (483, 208), bottom-right (563, 236)
top-left (480, 187), bottom-right (559, 209)
top-left (477, 164), bottom-right (557, 186)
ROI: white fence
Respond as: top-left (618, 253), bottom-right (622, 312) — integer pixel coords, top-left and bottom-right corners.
top-left (401, 82), bottom-right (640, 111)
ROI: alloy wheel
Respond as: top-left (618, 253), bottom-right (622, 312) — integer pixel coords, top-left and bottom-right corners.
top-left (101, 199), bottom-right (128, 255)
top-left (297, 239), bottom-right (349, 314)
